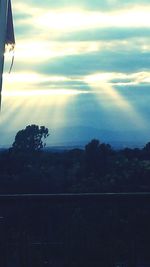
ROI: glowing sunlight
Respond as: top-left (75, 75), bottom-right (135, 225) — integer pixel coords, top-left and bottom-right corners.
top-left (85, 73), bottom-right (148, 130)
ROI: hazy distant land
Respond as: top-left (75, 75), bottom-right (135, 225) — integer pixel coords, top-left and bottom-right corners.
top-left (0, 125), bottom-right (149, 150)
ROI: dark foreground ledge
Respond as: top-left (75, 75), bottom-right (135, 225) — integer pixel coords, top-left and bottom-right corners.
top-left (0, 192), bottom-right (150, 266)
top-left (0, 192), bottom-right (150, 203)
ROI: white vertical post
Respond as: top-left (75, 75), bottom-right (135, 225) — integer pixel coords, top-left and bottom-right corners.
top-left (0, 0), bottom-right (8, 100)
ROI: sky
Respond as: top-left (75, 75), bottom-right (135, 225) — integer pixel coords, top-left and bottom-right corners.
top-left (1, 0), bottom-right (150, 146)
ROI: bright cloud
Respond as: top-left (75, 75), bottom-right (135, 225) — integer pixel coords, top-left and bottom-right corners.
top-left (3, 89), bottom-right (88, 97)
top-left (85, 72), bottom-right (150, 86)
top-left (16, 6), bottom-right (150, 34)
top-left (7, 41), bottom-right (101, 62)
top-left (4, 72), bottom-right (70, 84)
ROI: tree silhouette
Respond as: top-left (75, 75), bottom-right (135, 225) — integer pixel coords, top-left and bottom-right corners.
top-left (12, 125), bottom-right (49, 152)
top-left (144, 142), bottom-right (150, 152)
top-left (85, 139), bottom-right (101, 176)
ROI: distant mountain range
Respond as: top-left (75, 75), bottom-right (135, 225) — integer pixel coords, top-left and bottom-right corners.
top-left (0, 126), bottom-right (149, 149)
top-left (47, 126), bottom-right (149, 149)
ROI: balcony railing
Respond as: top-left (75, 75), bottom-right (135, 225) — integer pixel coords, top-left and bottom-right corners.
top-left (0, 193), bottom-right (150, 267)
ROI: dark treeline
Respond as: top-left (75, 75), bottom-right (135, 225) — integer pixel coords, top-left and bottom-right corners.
top-left (0, 127), bottom-right (150, 193)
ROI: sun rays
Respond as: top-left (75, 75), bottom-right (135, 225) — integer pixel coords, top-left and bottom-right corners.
top-left (1, 70), bottom-right (149, 137)
top-left (85, 73), bottom-right (148, 130)
top-left (0, 87), bottom-right (89, 146)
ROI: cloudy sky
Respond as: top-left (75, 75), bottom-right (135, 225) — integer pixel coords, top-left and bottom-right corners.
top-left (1, 0), bottom-right (150, 146)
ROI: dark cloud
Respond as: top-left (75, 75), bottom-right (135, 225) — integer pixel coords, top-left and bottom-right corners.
top-left (22, 0), bottom-right (150, 11)
top-left (116, 84), bottom-right (150, 98)
top-left (58, 28), bottom-right (150, 42)
top-left (14, 13), bottom-right (32, 21)
top-left (33, 80), bottom-right (91, 91)
top-left (111, 79), bottom-right (133, 84)
top-left (33, 50), bottom-right (150, 76)
top-left (14, 24), bottom-right (34, 37)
